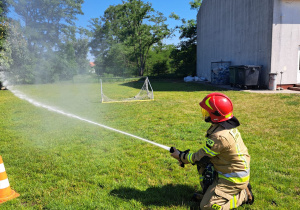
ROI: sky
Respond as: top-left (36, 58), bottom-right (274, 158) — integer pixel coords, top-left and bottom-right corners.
top-left (8, 0), bottom-right (199, 61)
top-left (75, 0), bottom-right (199, 45)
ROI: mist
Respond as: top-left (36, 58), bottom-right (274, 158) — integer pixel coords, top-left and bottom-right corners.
top-left (0, 0), bottom-right (170, 150)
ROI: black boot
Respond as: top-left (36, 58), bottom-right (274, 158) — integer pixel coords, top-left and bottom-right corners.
top-left (245, 183), bottom-right (254, 205)
top-left (191, 193), bottom-right (204, 202)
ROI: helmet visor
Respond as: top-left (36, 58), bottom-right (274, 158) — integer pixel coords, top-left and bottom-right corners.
top-left (201, 108), bottom-right (210, 120)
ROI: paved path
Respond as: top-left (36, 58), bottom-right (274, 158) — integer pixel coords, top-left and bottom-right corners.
top-left (197, 82), bottom-right (300, 94)
top-left (241, 89), bottom-right (300, 94)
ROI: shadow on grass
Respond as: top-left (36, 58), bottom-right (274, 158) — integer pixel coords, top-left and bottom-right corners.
top-left (120, 79), bottom-right (227, 92)
top-left (110, 184), bottom-right (200, 209)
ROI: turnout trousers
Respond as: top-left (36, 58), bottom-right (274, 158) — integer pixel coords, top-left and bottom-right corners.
top-left (200, 177), bottom-right (248, 210)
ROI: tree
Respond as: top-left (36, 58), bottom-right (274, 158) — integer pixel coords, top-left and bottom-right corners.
top-left (169, 0), bottom-right (201, 76)
top-left (5, 20), bottom-right (35, 84)
top-left (53, 26), bottom-right (91, 80)
top-left (6, 0), bottom-right (88, 84)
top-left (89, 12), bottom-right (133, 76)
top-left (10, 0), bottom-right (84, 53)
top-left (0, 0), bottom-right (10, 72)
top-left (73, 28), bottom-right (91, 74)
top-left (121, 0), bottom-right (170, 76)
top-left (147, 44), bottom-right (175, 76)
top-left (152, 60), bottom-right (168, 76)
top-left (189, 0), bottom-right (202, 10)
top-left (170, 19), bottom-right (197, 76)
top-left (0, 0), bottom-right (8, 49)
top-left (90, 0), bottom-right (170, 76)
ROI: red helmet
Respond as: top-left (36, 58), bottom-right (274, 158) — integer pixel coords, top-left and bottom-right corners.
top-left (199, 92), bottom-right (233, 123)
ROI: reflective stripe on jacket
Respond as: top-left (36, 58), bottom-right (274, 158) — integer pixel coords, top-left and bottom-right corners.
top-left (189, 124), bottom-right (250, 184)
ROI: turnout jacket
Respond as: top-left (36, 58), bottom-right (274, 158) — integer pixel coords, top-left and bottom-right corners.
top-left (183, 124), bottom-right (250, 184)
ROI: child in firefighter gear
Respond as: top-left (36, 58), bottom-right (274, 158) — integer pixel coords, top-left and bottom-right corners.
top-left (171, 92), bottom-right (254, 209)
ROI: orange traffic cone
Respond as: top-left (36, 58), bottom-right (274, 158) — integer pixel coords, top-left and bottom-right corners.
top-left (0, 156), bottom-right (19, 204)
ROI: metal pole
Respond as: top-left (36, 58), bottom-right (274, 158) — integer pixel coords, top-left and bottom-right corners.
top-left (100, 79), bottom-right (103, 103)
top-left (280, 71), bottom-right (283, 90)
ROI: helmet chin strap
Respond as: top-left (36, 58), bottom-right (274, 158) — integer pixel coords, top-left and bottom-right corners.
top-left (205, 117), bottom-right (212, 123)
top-left (219, 116), bottom-right (240, 129)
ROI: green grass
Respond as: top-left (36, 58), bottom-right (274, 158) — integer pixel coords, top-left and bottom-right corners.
top-left (0, 80), bottom-right (299, 209)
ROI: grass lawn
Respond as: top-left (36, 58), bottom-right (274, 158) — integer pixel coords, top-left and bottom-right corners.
top-left (0, 79), bottom-right (299, 209)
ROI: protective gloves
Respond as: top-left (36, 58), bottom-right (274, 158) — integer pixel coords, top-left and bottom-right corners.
top-left (170, 147), bottom-right (190, 167)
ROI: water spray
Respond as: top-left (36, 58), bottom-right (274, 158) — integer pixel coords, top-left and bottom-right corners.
top-left (9, 88), bottom-right (171, 151)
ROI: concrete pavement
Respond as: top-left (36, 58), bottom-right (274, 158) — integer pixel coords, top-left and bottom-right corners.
top-left (197, 81), bottom-right (300, 94)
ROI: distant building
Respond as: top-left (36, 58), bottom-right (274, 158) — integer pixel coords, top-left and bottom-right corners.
top-left (197, 0), bottom-right (300, 88)
top-left (89, 62), bottom-right (95, 68)
top-left (89, 62), bottom-right (95, 74)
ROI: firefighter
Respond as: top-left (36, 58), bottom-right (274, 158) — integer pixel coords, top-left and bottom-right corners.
top-left (171, 92), bottom-right (254, 209)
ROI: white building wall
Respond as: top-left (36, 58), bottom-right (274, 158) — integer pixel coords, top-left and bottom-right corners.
top-left (271, 0), bottom-right (300, 85)
top-left (197, 0), bottom-right (274, 87)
